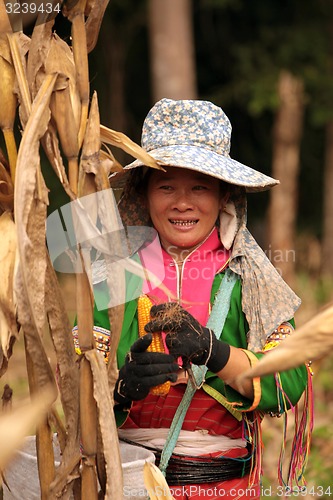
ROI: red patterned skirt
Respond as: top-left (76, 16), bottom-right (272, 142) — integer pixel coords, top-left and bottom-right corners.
top-left (121, 385), bottom-right (260, 499)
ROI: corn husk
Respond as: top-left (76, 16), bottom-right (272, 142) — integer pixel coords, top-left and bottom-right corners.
top-left (64, 0), bottom-right (90, 149)
top-left (239, 303), bottom-right (333, 380)
top-left (0, 160), bottom-right (14, 212)
top-left (0, 211), bottom-right (18, 359)
top-left (45, 33), bottom-right (81, 132)
top-left (143, 462), bottom-right (175, 500)
top-left (85, 0), bottom-right (110, 53)
top-left (46, 34), bottom-right (81, 193)
top-left (0, 0), bottom-right (12, 32)
top-left (0, 34), bottom-right (18, 181)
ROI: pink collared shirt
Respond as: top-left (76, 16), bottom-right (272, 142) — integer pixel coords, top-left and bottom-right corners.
top-left (141, 227), bottom-right (230, 326)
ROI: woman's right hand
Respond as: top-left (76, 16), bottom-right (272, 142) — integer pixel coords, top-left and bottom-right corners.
top-left (114, 333), bottom-right (179, 404)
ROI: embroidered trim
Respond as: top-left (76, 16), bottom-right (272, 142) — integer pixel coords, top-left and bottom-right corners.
top-left (262, 321), bottom-right (294, 352)
top-left (72, 325), bottom-right (111, 362)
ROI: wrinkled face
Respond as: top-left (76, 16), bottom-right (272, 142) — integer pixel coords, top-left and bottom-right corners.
top-left (146, 167), bottom-right (227, 257)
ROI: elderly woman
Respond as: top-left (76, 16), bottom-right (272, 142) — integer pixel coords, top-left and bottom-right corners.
top-left (85, 99), bottom-right (311, 499)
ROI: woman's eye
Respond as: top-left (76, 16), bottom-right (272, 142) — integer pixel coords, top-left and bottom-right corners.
top-left (159, 185), bottom-right (172, 190)
top-left (193, 185), bottom-right (207, 191)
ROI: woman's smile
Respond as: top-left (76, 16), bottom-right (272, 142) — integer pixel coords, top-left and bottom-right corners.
top-left (169, 218), bottom-right (199, 227)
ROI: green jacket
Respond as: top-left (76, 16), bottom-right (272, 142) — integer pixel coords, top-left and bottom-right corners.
top-left (92, 270), bottom-right (308, 425)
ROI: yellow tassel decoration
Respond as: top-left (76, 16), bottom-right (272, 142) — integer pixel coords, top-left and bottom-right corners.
top-left (138, 295), bottom-right (171, 396)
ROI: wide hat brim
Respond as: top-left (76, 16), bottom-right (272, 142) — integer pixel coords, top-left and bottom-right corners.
top-left (110, 144), bottom-right (279, 193)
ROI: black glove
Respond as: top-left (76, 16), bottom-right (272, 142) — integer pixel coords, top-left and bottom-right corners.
top-left (145, 303), bottom-right (231, 373)
top-left (114, 332), bottom-right (179, 404)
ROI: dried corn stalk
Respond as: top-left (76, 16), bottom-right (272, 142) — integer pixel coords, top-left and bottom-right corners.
top-left (81, 92), bottom-right (124, 498)
top-left (0, 1), bottom-right (164, 499)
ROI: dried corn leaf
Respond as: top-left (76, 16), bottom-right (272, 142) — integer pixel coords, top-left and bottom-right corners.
top-left (80, 93), bottom-right (124, 496)
top-left (99, 147), bottom-right (123, 173)
top-left (15, 265), bottom-right (57, 403)
top-left (63, 0), bottom-right (89, 148)
top-left (0, 38), bottom-right (17, 130)
top-left (15, 265), bottom-right (59, 500)
top-left (14, 73), bottom-right (57, 335)
top-left (0, 0), bottom-right (12, 32)
top-left (85, 0), bottom-right (110, 53)
top-left (100, 124), bottom-right (165, 171)
top-left (41, 122), bottom-right (75, 200)
top-left (0, 34), bottom-right (18, 181)
top-left (45, 257), bottom-right (80, 498)
top-left (0, 34), bottom-right (13, 65)
top-left (26, 19), bottom-right (54, 100)
top-left (0, 160), bottom-right (14, 189)
top-left (0, 387), bottom-right (55, 472)
top-left (0, 148), bottom-right (8, 166)
top-left (85, 350), bottom-right (123, 500)
top-left (0, 161), bottom-right (14, 212)
top-left (80, 91), bottom-right (100, 172)
top-left (82, 95), bottom-right (125, 364)
top-left (43, 32), bottom-right (82, 193)
top-left (143, 462), bottom-right (175, 500)
top-left (7, 31), bottom-right (32, 128)
top-left (13, 74), bottom-right (70, 498)
top-left (0, 212), bottom-right (18, 357)
top-left (240, 303), bottom-right (333, 379)
top-left (28, 29), bottom-right (80, 199)
top-left (45, 33), bottom-right (81, 132)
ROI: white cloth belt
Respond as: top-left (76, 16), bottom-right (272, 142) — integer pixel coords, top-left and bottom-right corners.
top-left (118, 428), bottom-right (246, 457)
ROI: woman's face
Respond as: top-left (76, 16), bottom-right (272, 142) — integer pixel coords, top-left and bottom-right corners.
top-left (146, 167), bottom-right (227, 257)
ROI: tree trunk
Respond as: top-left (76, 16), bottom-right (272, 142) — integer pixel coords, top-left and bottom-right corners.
top-left (267, 70), bottom-right (305, 286)
top-left (321, 14), bottom-right (333, 278)
top-left (322, 120), bottom-right (333, 276)
top-left (148, 0), bottom-right (197, 101)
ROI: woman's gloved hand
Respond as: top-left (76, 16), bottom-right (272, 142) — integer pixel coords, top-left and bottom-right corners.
top-left (114, 332), bottom-right (179, 404)
top-left (145, 303), bottom-right (231, 373)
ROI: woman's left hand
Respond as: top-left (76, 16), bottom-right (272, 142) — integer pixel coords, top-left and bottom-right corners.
top-left (145, 303), bottom-right (231, 373)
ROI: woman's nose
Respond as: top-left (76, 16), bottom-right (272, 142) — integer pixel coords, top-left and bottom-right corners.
top-left (172, 190), bottom-right (194, 211)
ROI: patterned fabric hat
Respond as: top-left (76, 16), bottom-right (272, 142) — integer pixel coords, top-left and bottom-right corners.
top-left (117, 98), bottom-right (278, 193)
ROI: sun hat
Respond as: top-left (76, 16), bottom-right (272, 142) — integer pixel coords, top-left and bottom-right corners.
top-left (112, 98), bottom-right (279, 193)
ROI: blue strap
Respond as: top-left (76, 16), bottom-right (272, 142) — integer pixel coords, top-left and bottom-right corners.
top-left (158, 268), bottom-right (238, 475)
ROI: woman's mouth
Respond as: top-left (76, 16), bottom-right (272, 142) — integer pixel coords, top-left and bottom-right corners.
top-left (169, 219), bottom-right (198, 226)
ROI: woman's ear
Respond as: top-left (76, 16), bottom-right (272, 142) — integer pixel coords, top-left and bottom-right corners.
top-left (218, 181), bottom-right (230, 208)
top-left (220, 191), bottom-right (230, 210)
